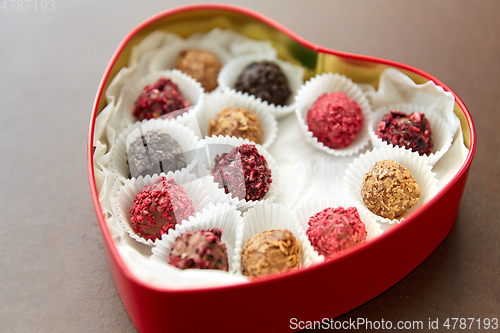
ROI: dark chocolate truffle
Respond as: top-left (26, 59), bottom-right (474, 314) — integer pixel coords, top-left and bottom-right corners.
top-left (241, 229), bottom-right (302, 277)
top-left (234, 61), bottom-right (291, 106)
top-left (361, 160), bottom-right (420, 219)
top-left (132, 77), bottom-right (190, 121)
top-left (306, 206), bottom-right (367, 259)
top-left (306, 91), bottom-right (364, 149)
top-left (127, 130), bottom-right (187, 178)
top-left (376, 110), bottom-right (433, 156)
top-left (168, 228), bottom-right (229, 271)
top-left (208, 107), bottom-right (264, 144)
top-left (175, 49), bottom-right (222, 92)
top-left (129, 177), bottom-right (195, 241)
top-left (212, 144), bottom-right (272, 202)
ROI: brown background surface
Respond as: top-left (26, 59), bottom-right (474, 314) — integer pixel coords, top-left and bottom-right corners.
top-left (0, 0), bottom-right (498, 332)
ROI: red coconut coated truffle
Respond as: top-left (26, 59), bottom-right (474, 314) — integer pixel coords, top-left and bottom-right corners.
top-left (129, 177), bottom-right (195, 241)
top-left (168, 228), bottom-right (228, 271)
top-left (376, 110), bottom-right (433, 156)
top-left (306, 206), bottom-right (367, 259)
top-left (306, 92), bottom-right (364, 149)
top-left (132, 77), bottom-right (190, 121)
top-left (212, 144), bottom-right (272, 202)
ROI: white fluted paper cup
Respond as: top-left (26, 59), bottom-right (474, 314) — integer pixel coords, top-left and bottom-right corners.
top-left (241, 202), bottom-right (313, 272)
top-left (151, 202), bottom-right (245, 274)
top-left (195, 90), bottom-right (278, 149)
top-left (108, 118), bottom-right (200, 180)
top-left (344, 145), bottom-right (439, 225)
top-left (368, 103), bottom-right (453, 166)
top-left (111, 170), bottom-right (215, 247)
top-left (199, 136), bottom-right (280, 212)
top-left (294, 199), bottom-right (383, 263)
top-left (218, 54), bottom-right (304, 118)
top-left (295, 72), bottom-right (372, 157)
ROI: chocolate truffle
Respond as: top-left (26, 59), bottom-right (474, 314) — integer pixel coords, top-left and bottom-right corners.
top-left (129, 177), bottom-right (195, 241)
top-left (361, 160), bottom-right (421, 219)
top-left (168, 228), bottom-right (229, 271)
top-left (175, 49), bottom-right (222, 92)
top-left (127, 130), bottom-right (187, 178)
top-left (208, 107), bottom-right (264, 144)
top-left (306, 206), bottom-right (367, 259)
top-left (306, 91), bottom-right (364, 149)
top-left (241, 229), bottom-right (301, 277)
top-left (376, 110), bottom-right (433, 156)
top-left (234, 61), bottom-right (291, 106)
top-left (212, 144), bottom-right (272, 202)
top-left (132, 77), bottom-right (190, 121)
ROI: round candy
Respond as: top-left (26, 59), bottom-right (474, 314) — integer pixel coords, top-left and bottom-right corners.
top-left (361, 160), bottom-right (421, 219)
top-left (306, 206), bottom-right (367, 259)
top-left (241, 229), bottom-right (301, 277)
top-left (208, 107), bottom-right (264, 144)
top-left (175, 49), bottom-right (222, 92)
top-left (168, 228), bottom-right (228, 271)
top-left (129, 177), bottom-right (195, 241)
top-left (376, 110), bottom-right (433, 156)
top-left (132, 77), bottom-right (189, 121)
top-left (306, 91), bottom-right (364, 149)
top-left (212, 144), bottom-right (272, 202)
top-left (127, 130), bottom-right (186, 178)
top-left (234, 61), bottom-right (291, 106)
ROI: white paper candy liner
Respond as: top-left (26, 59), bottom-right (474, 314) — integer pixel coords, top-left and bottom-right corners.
top-left (195, 90), bottom-right (278, 149)
top-left (241, 202), bottom-right (314, 271)
top-left (198, 136), bottom-right (280, 212)
top-left (113, 69), bottom-right (204, 131)
top-left (151, 202), bottom-right (245, 275)
top-left (294, 199), bottom-right (384, 264)
top-left (218, 54), bottom-right (304, 118)
top-left (108, 117), bottom-right (200, 180)
top-left (344, 145), bottom-right (440, 225)
top-left (112, 170), bottom-right (215, 247)
top-left (368, 103), bottom-right (453, 166)
top-left (295, 72), bottom-right (372, 157)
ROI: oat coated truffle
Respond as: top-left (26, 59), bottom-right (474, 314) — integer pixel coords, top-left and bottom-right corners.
top-left (175, 49), bottom-right (222, 92)
top-left (361, 160), bottom-right (420, 219)
top-left (208, 106), bottom-right (264, 144)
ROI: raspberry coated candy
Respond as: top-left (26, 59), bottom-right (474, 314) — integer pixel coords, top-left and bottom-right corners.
top-left (129, 177), bottom-right (195, 241)
top-left (132, 77), bottom-right (190, 121)
top-left (212, 144), bottom-right (272, 202)
top-left (376, 110), bottom-right (433, 156)
top-left (306, 92), bottom-right (364, 149)
top-left (306, 207), bottom-right (367, 259)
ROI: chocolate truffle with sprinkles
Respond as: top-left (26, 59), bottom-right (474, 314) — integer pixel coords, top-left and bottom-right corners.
top-left (306, 206), bottom-right (367, 259)
top-left (212, 144), bottom-right (272, 202)
top-left (129, 177), bottom-right (195, 241)
top-left (376, 110), bottom-right (433, 156)
top-left (127, 130), bottom-right (187, 178)
top-left (168, 228), bottom-right (229, 271)
top-left (132, 77), bottom-right (190, 121)
top-left (208, 107), bottom-right (264, 144)
top-left (175, 49), bottom-right (222, 92)
top-left (234, 61), bottom-right (291, 106)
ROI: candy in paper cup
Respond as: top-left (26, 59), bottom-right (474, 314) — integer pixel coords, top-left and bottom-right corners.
top-left (344, 145), bottom-right (439, 225)
top-left (295, 72), bottom-right (371, 157)
top-left (218, 54), bottom-right (304, 118)
top-left (151, 202), bottom-right (245, 274)
top-left (294, 199), bottom-right (383, 263)
top-left (111, 170), bottom-right (215, 247)
top-left (195, 90), bottom-right (278, 149)
top-left (108, 118), bottom-right (200, 180)
top-left (368, 103), bottom-right (453, 166)
top-left (199, 136), bottom-right (280, 212)
top-left (240, 202), bottom-right (314, 274)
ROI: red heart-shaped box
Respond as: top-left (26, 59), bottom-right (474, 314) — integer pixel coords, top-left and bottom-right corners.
top-left (88, 4), bottom-right (475, 333)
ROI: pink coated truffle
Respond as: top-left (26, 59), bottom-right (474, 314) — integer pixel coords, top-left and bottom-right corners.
top-left (129, 177), bottom-right (195, 241)
top-left (306, 206), bottom-right (367, 259)
top-left (306, 92), bottom-right (364, 149)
